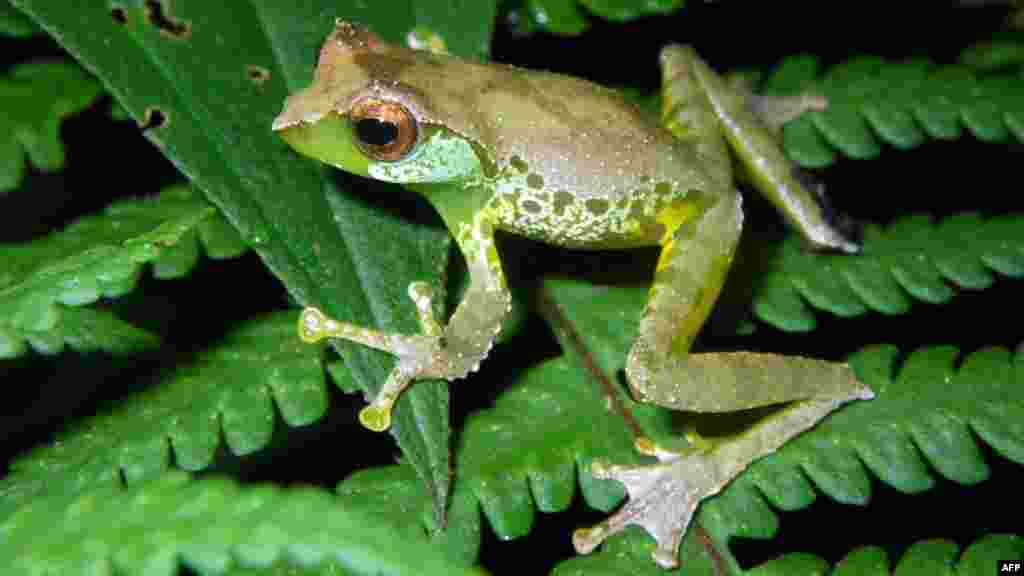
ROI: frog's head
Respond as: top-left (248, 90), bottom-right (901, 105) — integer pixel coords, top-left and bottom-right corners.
top-left (273, 20), bottom-right (483, 185)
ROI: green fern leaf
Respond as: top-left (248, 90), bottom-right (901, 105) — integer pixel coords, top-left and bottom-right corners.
top-left (0, 185), bottom-right (245, 358)
top-left (959, 33), bottom-right (1024, 71)
top-left (0, 0), bottom-right (37, 36)
top-left (224, 561), bottom-right (353, 575)
top-left (338, 464), bottom-right (482, 567)
top-left (956, 535), bottom-right (1024, 575)
top-left (0, 60), bottom-right (103, 192)
top-left (381, 276), bottom-right (1022, 572)
top-left (699, 343), bottom-right (1023, 557)
top-left (10, 0), bottom-right (510, 524)
top-left (0, 305), bottom-right (161, 357)
top-left (762, 53), bottom-right (1024, 168)
top-left (0, 471), bottom-right (476, 576)
top-left (336, 355), bottom-right (732, 573)
top-left (0, 311), bottom-right (330, 518)
top-left (334, 278), bottom-right (737, 570)
top-left (752, 212), bottom-right (1024, 332)
top-left (832, 546), bottom-right (890, 576)
top-left (510, 0), bottom-right (685, 35)
top-left (749, 534), bottom-right (1023, 575)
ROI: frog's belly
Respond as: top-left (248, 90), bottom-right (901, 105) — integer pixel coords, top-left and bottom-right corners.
top-left (489, 191), bottom-right (702, 250)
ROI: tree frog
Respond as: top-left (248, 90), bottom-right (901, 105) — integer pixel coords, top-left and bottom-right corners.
top-left (273, 21), bottom-right (873, 569)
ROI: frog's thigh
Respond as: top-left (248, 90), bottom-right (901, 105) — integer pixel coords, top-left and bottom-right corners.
top-left (626, 192), bottom-right (865, 412)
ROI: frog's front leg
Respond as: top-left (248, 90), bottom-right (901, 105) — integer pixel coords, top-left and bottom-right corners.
top-left (573, 191), bottom-right (872, 568)
top-left (300, 210), bottom-right (509, 432)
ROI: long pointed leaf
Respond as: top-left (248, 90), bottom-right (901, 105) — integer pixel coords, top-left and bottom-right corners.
top-left (12, 0), bottom-right (498, 522)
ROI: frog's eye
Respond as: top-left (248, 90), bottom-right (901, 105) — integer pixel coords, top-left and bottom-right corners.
top-left (349, 98), bottom-right (418, 162)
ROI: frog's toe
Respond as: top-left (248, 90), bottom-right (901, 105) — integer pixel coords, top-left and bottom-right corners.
top-left (748, 92), bottom-right (828, 131)
top-left (297, 307), bottom-right (332, 343)
top-left (407, 281), bottom-right (443, 336)
top-left (358, 404), bottom-right (392, 432)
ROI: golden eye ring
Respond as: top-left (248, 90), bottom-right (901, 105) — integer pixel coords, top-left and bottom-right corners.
top-left (349, 98), bottom-right (418, 162)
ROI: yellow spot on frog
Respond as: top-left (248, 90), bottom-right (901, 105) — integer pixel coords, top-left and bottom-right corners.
top-left (654, 202), bottom-right (699, 272)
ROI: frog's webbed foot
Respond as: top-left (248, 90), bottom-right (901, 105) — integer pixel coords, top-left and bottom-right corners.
top-left (298, 282), bottom-right (447, 432)
top-left (572, 437), bottom-right (714, 569)
top-left (573, 398), bottom-right (857, 569)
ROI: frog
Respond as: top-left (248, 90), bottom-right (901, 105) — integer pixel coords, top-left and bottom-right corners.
top-left (272, 20), bottom-right (874, 569)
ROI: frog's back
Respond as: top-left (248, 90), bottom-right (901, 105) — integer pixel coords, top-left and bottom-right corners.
top-left (278, 22), bottom-right (721, 247)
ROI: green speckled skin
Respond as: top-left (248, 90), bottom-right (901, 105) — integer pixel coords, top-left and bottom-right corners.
top-left (275, 21), bottom-right (872, 569)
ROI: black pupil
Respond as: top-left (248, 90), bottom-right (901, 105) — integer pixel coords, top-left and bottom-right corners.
top-left (355, 118), bottom-right (398, 147)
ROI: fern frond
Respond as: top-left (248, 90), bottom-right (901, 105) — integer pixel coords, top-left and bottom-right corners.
top-left (0, 312), bottom-right (327, 518)
top-left (224, 561), bottom-right (351, 575)
top-left (0, 185), bottom-right (246, 358)
top-left (338, 464), bottom-right (482, 567)
top-left (392, 275), bottom-right (1023, 570)
top-left (959, 33), bottom-right (1024, 72)
top-left (0, 471), bottom-right (475, 576)
top-left (0, 61), bottom-right (103, 192)
top-left (543, 337), bottom-right (1022, 572)
top-left (339, 354), bottom-right (644, 544)
top-left (553, 531), bottom-right (1023, 575)
top-left (334, 355), bottom-right (676, 567)
top-left (762, 53), bottom-right (1024, 168)
top-left (0, 1), bottom-right (38, 37)
top-left (748, 534), bottom-right (1023, 575)
top-left (508, 0), bottom-right (684, 35)
top-left (752, 212), bottom-right (1024, 331)
top-left (700, 344), bottom-right (1022, 550)
top-left (0, 305), bottom-right (161, 356)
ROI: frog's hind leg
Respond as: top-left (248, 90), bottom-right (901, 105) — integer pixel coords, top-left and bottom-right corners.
top-left (660, 44), bottom-right (856, 253)
top-left (626, 190), bottom-right (871, 413)
top-left (583, 191), bottom-right (871, 567)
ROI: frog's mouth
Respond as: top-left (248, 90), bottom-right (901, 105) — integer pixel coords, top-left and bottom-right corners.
top-left (273, 110), bottom-right (372, 178)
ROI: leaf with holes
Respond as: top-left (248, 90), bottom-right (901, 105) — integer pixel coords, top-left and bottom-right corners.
top-left (0, 471), bottom-right (478, 576)
top-left (0, 185), bottom-right (244, 358)
top-left (0, 311), bottom-right (334, 519)
top-left (0, 60), bottom-right (103, 193)
top-left (11, 0), bottom-right (500, 522)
